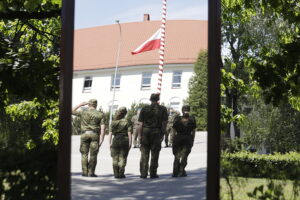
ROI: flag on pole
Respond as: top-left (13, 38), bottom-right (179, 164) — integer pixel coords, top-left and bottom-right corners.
top-left (131, 28), bottom-right (161, 55)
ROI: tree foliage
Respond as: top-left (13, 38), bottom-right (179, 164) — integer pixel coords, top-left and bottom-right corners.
top-left (221, 0), bottom-right (300, 155)
top-left (0, 0), bottom-right (61, 199)
top-left (241, 97), bottom-right (300, 153)
top-left (187, 50), bottom-right (207, 130)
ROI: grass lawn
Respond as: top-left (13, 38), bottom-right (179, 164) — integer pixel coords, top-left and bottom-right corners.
top-left (220, 177), bottom-right (298, 200)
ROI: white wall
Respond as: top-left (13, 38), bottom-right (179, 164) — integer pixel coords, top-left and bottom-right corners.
top-left (72, 64), bottom-right (194, 112)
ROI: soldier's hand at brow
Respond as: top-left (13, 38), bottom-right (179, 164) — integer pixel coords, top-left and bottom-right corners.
top-left (81, 102), bottom-right (88, 106)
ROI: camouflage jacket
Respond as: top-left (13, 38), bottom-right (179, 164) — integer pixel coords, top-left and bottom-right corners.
top-left (167, 112), bottom-right (180, 127)
top-left (72, 108), bottom-right (104, 133)
top-left (111, 118), bottom-right (130, 136)
top-left (173, 115), bottom-right (196, 135)
top-left (138, 103), bottom-right (168, 128)
top-left (131, 115), bottom-right (139, 130)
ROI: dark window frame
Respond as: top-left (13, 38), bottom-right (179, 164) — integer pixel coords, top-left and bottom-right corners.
top-left (82, 76), bottom-right (92, 92)
top-left (172, 71), bottom-right (182, 88)
top-left (111, 74), bottom-right (121, 90)
top-left (141, 72), bottom-right (152, 90)
top-left (58, 0), bottom-right (221, 199)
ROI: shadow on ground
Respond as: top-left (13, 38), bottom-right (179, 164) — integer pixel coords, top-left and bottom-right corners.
top-left (71, 168), bottom-right (206, 200)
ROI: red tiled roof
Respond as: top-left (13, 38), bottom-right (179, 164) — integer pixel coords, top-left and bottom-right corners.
top-left (74, 20), bottom-right (207, 71)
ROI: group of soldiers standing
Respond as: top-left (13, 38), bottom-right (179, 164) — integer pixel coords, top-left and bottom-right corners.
top-left (72, 93), bottom-right (197, 179)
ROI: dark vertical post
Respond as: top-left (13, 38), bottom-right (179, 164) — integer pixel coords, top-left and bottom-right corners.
top-left (207, 0), bottom-right (221, 200)
top-left (57, 0), bottom-right (74, 199)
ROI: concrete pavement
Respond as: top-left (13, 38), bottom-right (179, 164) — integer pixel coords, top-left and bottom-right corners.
top-left (71, 132), bottom-right (207, 200)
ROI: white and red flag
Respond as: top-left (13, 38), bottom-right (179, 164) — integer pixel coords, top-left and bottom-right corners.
top-left (131, 28), bottom-right (161, 55)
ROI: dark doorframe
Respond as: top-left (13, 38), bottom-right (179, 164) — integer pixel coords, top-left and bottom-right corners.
top-left (57, 0), bottom-right (221, 199)
top-left (57, 0), bottom-right (74, 199)
top-left (207, 0), bottom-right (221, 200)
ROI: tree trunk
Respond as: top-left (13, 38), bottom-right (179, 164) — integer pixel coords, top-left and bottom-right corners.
top-left (232, 92), bottom-right (240, 137)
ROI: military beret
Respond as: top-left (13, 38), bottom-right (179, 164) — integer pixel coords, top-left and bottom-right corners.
top-left (88, 99), bottom-right (97, 106)
top-left (150, 93), bottom-right (160, 102)
top-left (118, 106), bottom-right (127, 114)
top-left (182, 105), bottom-right (190, 112)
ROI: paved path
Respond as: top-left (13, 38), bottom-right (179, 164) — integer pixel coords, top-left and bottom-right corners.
top-left (71, 132), bottom-right (207, 200)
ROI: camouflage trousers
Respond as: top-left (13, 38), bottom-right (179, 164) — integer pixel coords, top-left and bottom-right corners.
top-left (172, 135), bottom-right (193, 177)
top-left (165, 125), bottom-right (174, 147)
top-left (132, 128), bottom-right (140, 148)
top-left (111, 135), bottom-right (129, 178)
top-left (140, 127), bottom-right (162, 177)
top-left (80, 133), bottom-right (100, 176)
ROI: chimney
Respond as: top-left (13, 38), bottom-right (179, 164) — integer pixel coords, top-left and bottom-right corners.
top-left (143, 14), bottom-right (150, 21)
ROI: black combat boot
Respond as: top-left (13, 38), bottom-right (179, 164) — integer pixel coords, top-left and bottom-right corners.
top-left (150, 169), bottom-right (159, 178)
top-left (113, 165), bottom-right (120, 178)
top-left (178, 166), bottom-right (187, 177)
top-left (119, 167), bottom-right (126, 178)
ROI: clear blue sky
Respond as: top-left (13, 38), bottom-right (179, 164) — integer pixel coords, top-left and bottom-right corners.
top-left (75, 0), bottom-right (208, 29)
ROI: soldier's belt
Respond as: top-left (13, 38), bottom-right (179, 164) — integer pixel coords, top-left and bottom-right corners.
top-left (84, 130), bottom-right (97, 134)
top-left (114, 133), bottom-right (128, 137)
top-left (176, 132), bottom-right (191, 135)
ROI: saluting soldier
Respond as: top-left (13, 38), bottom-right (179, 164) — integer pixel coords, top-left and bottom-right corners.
top-left (165, 109), bottom-right (180, 147)
top-left (137, 93), bottom-right (168, 178)
top-left (172, 105), bottom-right (196, 177)
top-left (72, 99), bottom-right (105, 177)
top-left (131, 108), bottom-right (141, 148)
top-left (108, 107), bottom-right (132, 178)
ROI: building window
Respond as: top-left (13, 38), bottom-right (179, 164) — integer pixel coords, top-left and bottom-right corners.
top-left (141, 72), bottom-right (152, 90)
top-left (139, 98), bottom-right (150, 104)
top-left (170, 102), bottom-right (180, 111)
top-left (82, 76), bottom-right (92, 93)
top-left (111, 74), bottom-right (121, 90)
top-left (108, 100), bottom-right (119, 115)
top-left (108, 105), bottom-right (118, 115)
top-left (169, 97), bottom-right (181, 111)
top-left (172, 71), bottom-right (182, 88)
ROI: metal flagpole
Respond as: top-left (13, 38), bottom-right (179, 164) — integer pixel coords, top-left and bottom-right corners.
top-left (156, 0), bottom-right (167, 94)
top-left (109, 20), bottom-right (122, 132)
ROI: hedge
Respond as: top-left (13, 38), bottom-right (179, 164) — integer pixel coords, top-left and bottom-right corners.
top-left (221, 151), bottom-right (300, 180)
top-left (0, 146), bottom-right (57, 200)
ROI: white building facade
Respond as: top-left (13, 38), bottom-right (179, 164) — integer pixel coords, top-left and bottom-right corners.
top-left (72, 19), bottom-right (207, 111)
top-left (72, 63), bottom-right (194, 112)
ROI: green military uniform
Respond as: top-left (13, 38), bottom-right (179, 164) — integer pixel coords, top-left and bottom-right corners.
top-left (110, 118), bottom-right (131, 178)
top-left (165, 111), bottom-right (180, 147)
top-left (172, 115), bottom-right (196, 177)
top-left (138, 103), bottom-right (168, 178)
top-left (131, 114), bottom-right (140, 148)
top-left (73, 107), bottom-right (104, 177)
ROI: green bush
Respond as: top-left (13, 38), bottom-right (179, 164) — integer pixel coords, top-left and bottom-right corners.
top-left (240, 100), bottom-right (300, 153)
top-left (221, 151), bottom-right (300, 180)
top-left (0, 146), bottom-right (57, 200)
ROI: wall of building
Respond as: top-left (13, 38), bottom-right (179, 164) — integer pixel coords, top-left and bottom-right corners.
top-left (72, 64), bottom-right (194, 112)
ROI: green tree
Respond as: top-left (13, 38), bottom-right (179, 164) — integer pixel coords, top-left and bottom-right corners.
top-left (247, 0), bottom-right (300, 105)
top-left (187, 50), bottom-right (207, 130)
top-left (0, 0), bottom-right (61, 199)
top-left (241, 97), bottom-right (300, 153)
top-left (221, 0), bottom-right (300, 151)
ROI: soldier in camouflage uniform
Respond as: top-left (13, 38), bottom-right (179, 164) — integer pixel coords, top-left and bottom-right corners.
top-left (165, 109), bottom-right (180, 147)
top-left (172, 105), bottom-right (196, 177)
top-left (131, 109), bottom-right (141, 148)
top-left (108, 107), bottom-right (132, 178)
top-left (137, 93), bottom-right (168, 178)
top-left (72, 99), bottom-right (105, 177)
